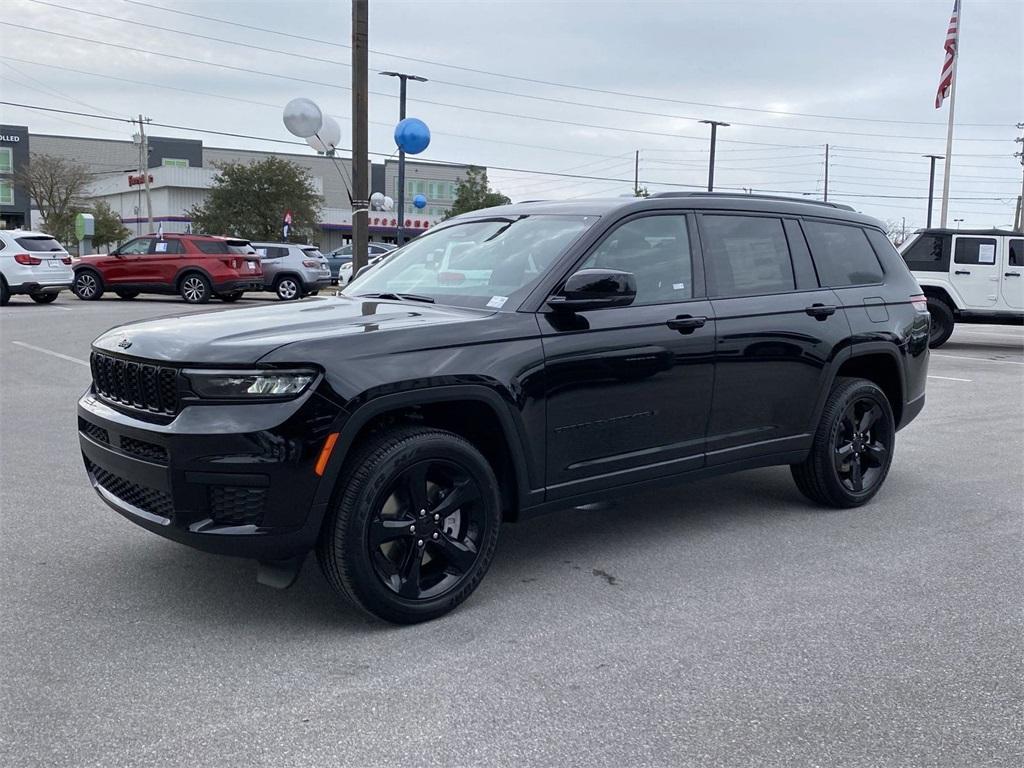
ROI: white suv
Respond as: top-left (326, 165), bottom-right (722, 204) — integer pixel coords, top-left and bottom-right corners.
top-left (900, 228), bottom-right (1023, 348)
top-left (0, 229), bottom-right (75, 305)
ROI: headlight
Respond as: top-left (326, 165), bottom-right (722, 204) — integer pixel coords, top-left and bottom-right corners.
top-left (183, 369), bottom-right (317, 400)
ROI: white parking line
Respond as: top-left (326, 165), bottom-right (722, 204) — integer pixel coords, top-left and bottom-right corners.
top-left (10, 341), bottom-right (89, 367)
top-left (954, 330), bottom-right (1024, 339)
top-left (932, 353), bottom-right (1024, 366)
top-left (928, 375), bottom-right (972, 382)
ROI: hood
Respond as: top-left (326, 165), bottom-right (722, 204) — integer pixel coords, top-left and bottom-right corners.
top-left (92, 295), bottom-right (494, 364)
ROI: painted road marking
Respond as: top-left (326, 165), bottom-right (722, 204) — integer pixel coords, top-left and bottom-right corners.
top-left (928, 375), bottom-right (972, 382)
top-left (932, 353), bottom-right (1024, 366)
top-left (10, 341), bottom-right (90, 367)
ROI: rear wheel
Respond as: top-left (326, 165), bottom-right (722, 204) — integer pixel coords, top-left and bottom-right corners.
top-left (114, 289), bottom-right (139, 300)
top-left (73, 270), bottom-right (104, 301)
top-left (30, 292), bottom-right (58, 304)
top-left (275, 276), bottom-right (301, 301)
top-left (791, 378), bottom-right (895, 508)
top-left (1, 278), bottom-right (10, 306)
top-left (179, 273), bottom-right (211, 304)
top-left (926, 296), bottom-right (955, 348)
top-left (317, 426), bottom-right (502, 624)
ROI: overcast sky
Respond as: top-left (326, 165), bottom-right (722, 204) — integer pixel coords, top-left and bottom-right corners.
top-left (2, 0), bottom-right (1022, 228)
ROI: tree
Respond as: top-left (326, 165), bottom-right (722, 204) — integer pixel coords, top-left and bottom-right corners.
top-left (443, 167), bottom-right (511, 219)
top-left (634, 185), bottom-right (650, 198)
top-left (883, 218), bottom-right (909, 246)
top-left (189, 157), bottom-right (320, 240)
top-left (14, 153), bottom-right (89, 242)
top-left (91, 201), bottom-right (131, 250)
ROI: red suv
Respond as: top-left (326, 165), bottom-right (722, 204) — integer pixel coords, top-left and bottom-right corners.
top-left (72, 234), bottom-right (264, 304)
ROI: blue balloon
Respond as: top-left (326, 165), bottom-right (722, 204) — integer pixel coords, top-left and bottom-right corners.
top-left (413, 194), bottom-right (427, 209)
top-left (394, 118), bottom-right (431, 155)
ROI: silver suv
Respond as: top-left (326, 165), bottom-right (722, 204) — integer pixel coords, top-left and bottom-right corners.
top-left (0, 229), bottom-right (74, 305)
top-left (250, 242), bottom-right (332, 300)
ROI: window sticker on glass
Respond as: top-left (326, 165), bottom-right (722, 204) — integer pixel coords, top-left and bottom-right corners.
top-left (672, 282), bottom-right (686, 291)
top-left (155, 241), bottom-right (168, 252)
top-left (977, 243), bottom-right (996, 264)
top-left (486, 295), bottom-right (508, 309)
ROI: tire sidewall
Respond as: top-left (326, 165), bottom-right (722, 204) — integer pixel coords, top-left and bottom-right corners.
top-left (73, 270), bottom-right (103, 300)
top-left (926, 297), bottom-right (954, 348)
top-left (333, 433), bottom-right (501, 622)
top-left (275, 277), bottom-right (300, 301)
top-left (179, 273), bottom-right (211, 304)
top-left (821, 381), bottom-right (895, 505)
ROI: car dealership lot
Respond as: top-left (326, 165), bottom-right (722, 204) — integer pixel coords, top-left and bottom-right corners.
top-left (1, 297), bottom-right (1021, 767)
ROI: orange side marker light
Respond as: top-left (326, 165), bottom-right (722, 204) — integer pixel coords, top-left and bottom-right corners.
top-left (315, 432), bottom-right (340, 476)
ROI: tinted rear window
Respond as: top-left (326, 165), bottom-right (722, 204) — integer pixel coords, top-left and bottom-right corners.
top-left (302, 248), bottom-right (324, 259)
top-left (701, 215), bottom-right (795, 297)
top-left (902, 234), bottom-right (949, 272)
top-left (195, 240), bottom-right (229, 254)
top-left (803, 220), bottom-right (883, 286)
top-left (16, 236), bottom-right (65, 252)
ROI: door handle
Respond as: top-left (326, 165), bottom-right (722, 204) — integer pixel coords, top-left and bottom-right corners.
top-left (666, 315), bottom-right (706, 334)
top-left (805, 303), bottom-right (837, 320)
top-left (954, 270), bottom-right (971, 275)
top-left (1005, 272), bottom-right (1021, 278)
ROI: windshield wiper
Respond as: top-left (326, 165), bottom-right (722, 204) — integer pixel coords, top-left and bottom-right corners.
top-left (356, 292), bottom-right (436, 303)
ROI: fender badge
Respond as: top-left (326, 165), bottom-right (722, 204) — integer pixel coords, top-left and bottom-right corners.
top-left (117, 337), bottom-right (132, 349)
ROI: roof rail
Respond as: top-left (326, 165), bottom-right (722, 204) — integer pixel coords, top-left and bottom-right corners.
top-left (647, 191), bottom-right (856, 211)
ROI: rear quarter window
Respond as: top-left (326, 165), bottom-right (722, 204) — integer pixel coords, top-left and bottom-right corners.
top-left (195, 240), bottom-right (230, 254)
top-left (802, 220), bottom-right (883, 286)
top-left (901, 234), bottom-right (949, 272)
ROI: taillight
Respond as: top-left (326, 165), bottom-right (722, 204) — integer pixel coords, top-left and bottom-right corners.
top-left (302, 259), bottom-right (319, 268)
top-left (61, 256), bottom-right (72, 265)
top-left (910, 294), bottom-right (929, 311)
top-left (14, 253), bottom-right (41, 265)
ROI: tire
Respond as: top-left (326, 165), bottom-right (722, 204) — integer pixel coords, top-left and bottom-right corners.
top-left (179, 272), bottom-right (211, 304)
top-left (30, 292), bottom-right (58, 304)
top-left (1, 277), bottom-right (10, 306)
top-left (791, 378), bottom-right (895, 509)
top-left (114, 290), bottom-right (139, 300)
top-left (217, 291), bottom-right (243, 303)
top-left (309, 290), bottom-right (320, 296)
top-left (73, 270), bottom-right (104, 301)
top-left (317, 426), bottom-right (502, 624)
top-left (275, 276), bottom-right (301, 301)
top-left (926, 296), bottom-right (955, 349)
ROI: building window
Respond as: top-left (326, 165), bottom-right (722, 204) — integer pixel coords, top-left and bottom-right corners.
top-left (162, 158), bottom-right (188, 168)
top-left (0, 148), bottom-right (12, 174)
top-left (0, 180), bottom-right (13, 206)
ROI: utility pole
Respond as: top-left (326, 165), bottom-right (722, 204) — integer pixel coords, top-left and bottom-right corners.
top-left (1014, 123), bottom-right (1024, 231)
top-left (351, 0), bottom-right (369, 274)
top-left (634, 149), bottom-right (639, 196)
top-left (901, 216), bottom-right (906, 245)
top-left (823, 144), bottom-right (829, 202)
top-left (700, 120), bottom-right (729, 192)
top-left (380, 71), bottom-right (428, 245)
top-left (137, 115), bottom-right (154, 232)
top-left (923, 154), bottom-right (944, 229)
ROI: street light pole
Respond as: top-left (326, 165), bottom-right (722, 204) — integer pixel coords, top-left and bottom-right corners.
top-left (700, 120), bottom-right (729, 192)
top-left (380, 71), bottom-right (427, 245)
top-left (923, 154), bottom-right (944, 229)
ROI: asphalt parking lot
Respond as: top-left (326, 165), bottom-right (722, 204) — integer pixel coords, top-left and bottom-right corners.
top-left (1, 293), bottom-right (1021, 768)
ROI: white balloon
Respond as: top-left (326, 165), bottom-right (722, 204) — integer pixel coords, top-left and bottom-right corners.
top-left (306, 115), bottom-right (340, 153)
top-left (370, 192), bottom-right (385, 209)
top-left (382, 195), bottom-right (394, 211)
top-left (283, 98), bottom-right (323, 139)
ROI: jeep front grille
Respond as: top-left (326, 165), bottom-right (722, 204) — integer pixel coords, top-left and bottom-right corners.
top-left (91, 352), bottom-right (180, 415)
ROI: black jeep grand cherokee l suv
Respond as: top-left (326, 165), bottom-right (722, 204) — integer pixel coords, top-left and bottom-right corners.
top-left (78, 193), bottom-right (929, 623)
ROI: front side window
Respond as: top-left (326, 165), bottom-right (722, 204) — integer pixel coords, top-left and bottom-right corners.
top-left (119, 238), bottom-right (153, 255)
top-left (1010, 239), bottom-right (1023, 267)
top-left (702, 215), bottom-right (795, 297)
top-left (954, 237), bottom-right (998, 265)
top-left (579, 215), bottom-right (693, 305)
top-left (0, 148), bottom-right (12, 174)
top-left (803, 220), bottom-right (884, 286)
top-left (346, 214), bottom-right (596, 310)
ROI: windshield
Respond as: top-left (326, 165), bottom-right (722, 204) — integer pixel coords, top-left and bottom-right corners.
top-left (344, 215), bottom-right (595, 309)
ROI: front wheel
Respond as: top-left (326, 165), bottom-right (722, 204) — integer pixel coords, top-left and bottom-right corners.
top-left (30, 292), bottom-right (58, 304)
top-left (179, 273), bottom-right (211, 304)
top-left (926, 297), bottom-right (955, 348)
top-left (317, 426), bottom-right (502, 624)
top-left (791, 378), bottom-right (895, 508)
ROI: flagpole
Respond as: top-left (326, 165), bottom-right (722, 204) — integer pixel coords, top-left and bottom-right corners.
top-left (939, 2), bottom-right (960, 228)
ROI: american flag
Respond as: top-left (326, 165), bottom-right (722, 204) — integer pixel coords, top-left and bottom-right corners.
top-left (934, 0), bottom-right (960, 109)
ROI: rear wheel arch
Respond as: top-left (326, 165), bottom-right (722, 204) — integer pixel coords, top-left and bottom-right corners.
top-left (174, 266), bottom-right (214, 290)
top-left (832, 349), bottom-right (904, 427)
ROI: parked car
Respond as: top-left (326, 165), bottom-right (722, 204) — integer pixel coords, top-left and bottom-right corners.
top-left (72, 233), bottom-right (263, 304)
top-left (899, 228), bottom-right (1023, 348)
top-left (0, 229), bottom-right (74, 305)
top-left (328, 242), bottom-right (396, 285)
top-left (250, 242), bottom-right (332, 300)
top-left (77, 192), bottom-right (929, 624)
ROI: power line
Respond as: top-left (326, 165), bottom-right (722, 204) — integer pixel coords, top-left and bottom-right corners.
top-left (116, 0), bottom-right (1009, 130)
top-left (23, 0), bottom-right (1012, 144)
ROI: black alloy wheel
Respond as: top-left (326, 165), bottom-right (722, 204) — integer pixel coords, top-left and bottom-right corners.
top-left (318, 426), bottom-right (501, 624)
top-left (73, 271), bottom-right (103, 300)
top-left (791, 378), bottom-right (895, 508)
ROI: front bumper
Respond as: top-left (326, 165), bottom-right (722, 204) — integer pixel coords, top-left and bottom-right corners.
top-left (78, 386), bottom-right (343, 560)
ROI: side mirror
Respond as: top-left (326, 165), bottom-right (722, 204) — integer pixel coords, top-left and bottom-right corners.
top-left (547, 268), bottom-right (636, 312)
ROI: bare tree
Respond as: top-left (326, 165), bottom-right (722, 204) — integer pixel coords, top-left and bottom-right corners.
top-left (14, 153), bottom-right (90, 242)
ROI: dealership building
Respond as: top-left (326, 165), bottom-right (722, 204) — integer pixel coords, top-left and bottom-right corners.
top-left (0, 125), bottom-right (477, 251)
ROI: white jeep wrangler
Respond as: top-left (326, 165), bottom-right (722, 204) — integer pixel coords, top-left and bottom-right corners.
top-left (900, 228), bottom-right (1023, 348)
